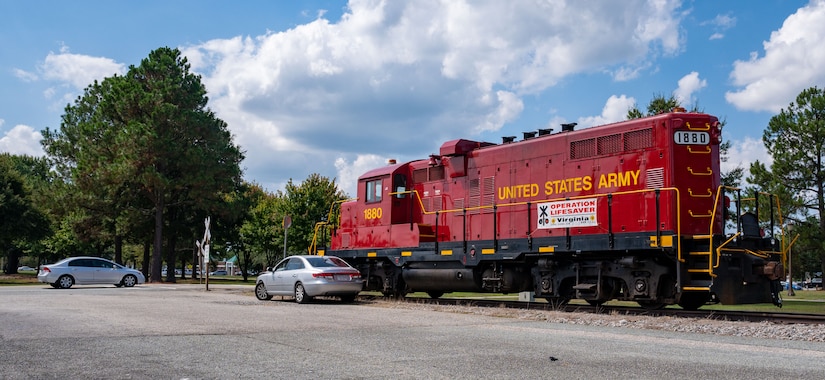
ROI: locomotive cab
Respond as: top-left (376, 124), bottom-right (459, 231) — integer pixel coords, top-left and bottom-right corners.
top-left (333, 161), bottom-right (433, 250)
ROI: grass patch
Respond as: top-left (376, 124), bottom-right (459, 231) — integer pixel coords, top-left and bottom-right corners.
top-left (4, 274), bottom-right (822, 314)
top-left (397, 290), bottom-right (825, 315)
top-left (0, 272), bottom-right (39, 285)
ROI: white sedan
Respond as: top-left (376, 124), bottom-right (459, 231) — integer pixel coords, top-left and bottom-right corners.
top-left (255, 255), bottom-right (363, 303)
top-left (38, 256), bottom-right (145, 289)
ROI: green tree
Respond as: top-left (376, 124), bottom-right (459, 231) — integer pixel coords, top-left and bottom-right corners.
top-left (627, 94), bottom-right (742, 187)
top-left (41, 47), bottom-right (244, 282)
top-left (278, 174), bottom-right (348, 255)
top-left (0, 154), bottom-right (50, 273)
top-left (748, 86), bottom-right (825, 278)
top-left (626, 93), bottom-right (681, 119)
top-left (239, 184), bottom-right (283, 269)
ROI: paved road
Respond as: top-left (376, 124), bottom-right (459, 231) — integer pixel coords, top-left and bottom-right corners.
top-left (1, 284), bottom-right (823, 379)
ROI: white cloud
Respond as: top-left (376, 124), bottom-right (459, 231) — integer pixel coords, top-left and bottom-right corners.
top-left (13, 68), bottom-right (38, 82)
top-left (723, 136), bottom-right (771, 186)
top-left (673, 71), bottom-right (707, 106)
top-left (726, 0), bottom-right (825, 112)
top-left (334, 154), bottom-right (391, 197)
top-left (40, 49), bottom-right (126, 90)
top-left (702, 13), bottom-right (736, 40)
top-left (0, 124), bottom-right (45, 156)
top-left (577, 95), bottom-right (637, 128)
top-left (180, 1), bottom-right (686, 192)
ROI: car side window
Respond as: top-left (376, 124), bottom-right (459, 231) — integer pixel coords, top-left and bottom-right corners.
top-left (274, 260), bottom-right (289, 272)
top-left (285, 258), bottom-right (305, 271)
top-left (69, 259), bottom-right (91, 267)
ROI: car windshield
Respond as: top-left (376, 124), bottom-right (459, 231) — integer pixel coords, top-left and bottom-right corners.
top-left (305, 256), bottom-right (350, 268)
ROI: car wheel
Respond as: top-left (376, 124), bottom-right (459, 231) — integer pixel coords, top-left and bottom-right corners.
top-left (255, 282), bottom-right (272, 300)
top-left (294, 282), bottom-right (312, 304)
top-left (114, 283), bottom-right (124, 288)
top-left (122, 274), bottom-right (137, 287)
top-left (57, 275), bottom-right (74, 289)
top-left (49, 283), bottom-right (60, 289)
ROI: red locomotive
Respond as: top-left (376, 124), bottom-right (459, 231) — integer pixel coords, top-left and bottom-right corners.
top-left (321, 110), bottom-right (787, 310)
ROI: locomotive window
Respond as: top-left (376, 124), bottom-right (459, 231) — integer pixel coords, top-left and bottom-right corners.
top-left (366, 179), bottom-right (383, 203)
top-left (393, 174), bottom-right (407, 198)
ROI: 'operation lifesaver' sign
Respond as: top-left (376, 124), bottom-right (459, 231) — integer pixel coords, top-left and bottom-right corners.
top-left (536, 198), bottom-right (598, 229)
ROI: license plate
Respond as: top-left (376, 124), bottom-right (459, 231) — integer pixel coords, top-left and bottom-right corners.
top-left (334, 275), bottom-right (351, 281)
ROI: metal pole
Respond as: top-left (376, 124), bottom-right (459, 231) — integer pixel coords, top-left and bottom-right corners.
top-left (788, 242), bottom-right (795, 296)
top-left (283, 229), bottom-right (288, 259)
top-left (787, 224), bottom-right (796, 296)
top-left (283, 215), bottom-right (292, 259)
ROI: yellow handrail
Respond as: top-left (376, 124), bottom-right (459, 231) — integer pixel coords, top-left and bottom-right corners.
top-left (714, 232), bottom-right (741, 272)
top-left (393, 187), bottom-right (683, 260)
top-left (709, 186), bottom-right (787, 270)
top-left (308, 198), bottom-right (357, 254)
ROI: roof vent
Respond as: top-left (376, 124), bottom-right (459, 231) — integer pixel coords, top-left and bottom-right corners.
top-left (561, 123), bottom-right (577, 132)
top-left (502, 136), bottom-right (516, 144)
top-left (523, 131), bottom-right (537, 139)
top-left (538, 128), bottom-right (553, 136)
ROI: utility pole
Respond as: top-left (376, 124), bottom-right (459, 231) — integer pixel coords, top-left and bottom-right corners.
top-left (196, 217), bottom-right (211, 291)
top-left (283, 215), bottom-right (292, 261)
top-left (786, 224), bottom-right (799, 297)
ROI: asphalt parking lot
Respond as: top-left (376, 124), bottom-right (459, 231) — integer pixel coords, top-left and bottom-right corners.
top-left (1, 284), bottom-right (824, 379)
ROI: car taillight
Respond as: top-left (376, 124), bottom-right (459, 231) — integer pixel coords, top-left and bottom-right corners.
top-left (312, 272), bottom-right (361, 279)
top-left (41, 267), bottom-right (50, 273)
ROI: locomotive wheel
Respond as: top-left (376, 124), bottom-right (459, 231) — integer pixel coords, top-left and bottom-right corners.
top-left (637, 300), bottom-right (667, 310)
top-left (426, 291), bottom-right (444, 299)
top-left (677, 292), bottom-right (709, 311)
top-left (382, 278), bottom-right (408, 299)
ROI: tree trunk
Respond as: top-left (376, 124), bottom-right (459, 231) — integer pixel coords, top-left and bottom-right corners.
top-left (151, 194), bottom-right (164, 283)
top-left (141, 239), bottom-right (150, 278)
top-left (114, 234), bottom-right (123, 265)
top-left (180, 253), bottom-right (187, 280)
top-left (164, 232), bottom-right (177, 283)
top-left (192, 246), bottom-right (199, 280)
top-left (5, 246), bottom-right (21, 274)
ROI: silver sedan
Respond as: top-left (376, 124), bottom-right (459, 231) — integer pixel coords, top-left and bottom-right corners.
top-left (38, 256), bottom-right (145, 289)
top-left (255, 255), bottom-right (363, 303)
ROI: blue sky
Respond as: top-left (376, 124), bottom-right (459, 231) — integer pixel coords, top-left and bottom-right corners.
top-left (1, 0), bottom-right (822, 197)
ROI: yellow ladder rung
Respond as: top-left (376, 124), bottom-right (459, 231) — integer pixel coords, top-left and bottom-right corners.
top-left (688, 269), bottom-right (712, 273)
top-left (689, 210), bottom-right (712, 218)
top-left (688, 188), bottom-right (712, 198)
top-left (688, 251), bottom-right (710, 256)
top-left (687, 146), bottom-right (711, 154)
top-left (686, 122), bottom-right (711, 131)
top-left (687, 167), bottom-right (713, 176)
top-left (682, 286), bottom-right (711, 291)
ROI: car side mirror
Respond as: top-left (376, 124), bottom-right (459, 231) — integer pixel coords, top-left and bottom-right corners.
top-left (266, 267), bottom-right (272, 272)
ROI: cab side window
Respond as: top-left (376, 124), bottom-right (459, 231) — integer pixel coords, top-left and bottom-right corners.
top-left (393, 174), bottom-right (407, 198)
top-left (366, 179), bottom-right (382, 203)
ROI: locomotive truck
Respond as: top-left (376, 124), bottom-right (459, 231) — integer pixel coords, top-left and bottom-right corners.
top-left (317, 110), bottom-right (787, 310)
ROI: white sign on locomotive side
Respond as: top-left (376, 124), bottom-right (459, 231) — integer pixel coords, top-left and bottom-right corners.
top-left (536, 198), bottom-right (598, 229)
top-left (673, 131), bottom-right (709, 145)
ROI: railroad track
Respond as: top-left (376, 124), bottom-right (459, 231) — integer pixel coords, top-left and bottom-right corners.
top-left (362, 296), bottom-right (825, 325)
